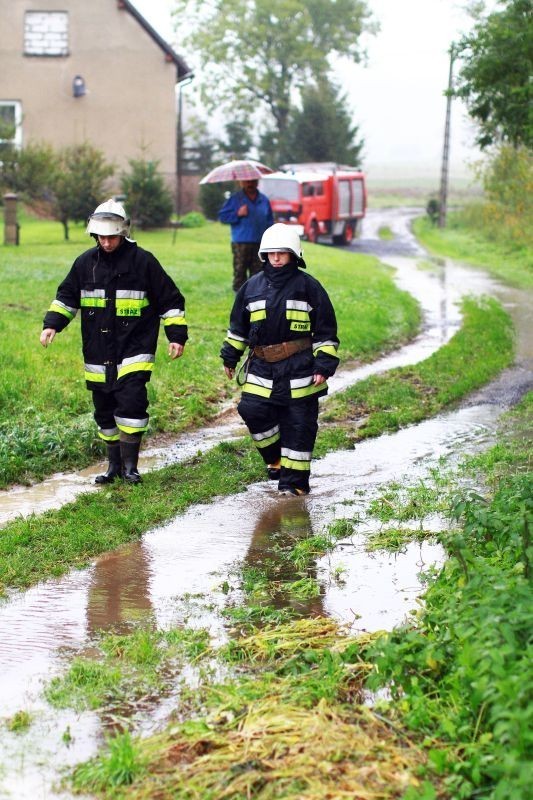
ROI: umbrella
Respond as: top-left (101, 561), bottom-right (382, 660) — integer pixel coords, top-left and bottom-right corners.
top-left (199, 159), bottom-right (274, 184)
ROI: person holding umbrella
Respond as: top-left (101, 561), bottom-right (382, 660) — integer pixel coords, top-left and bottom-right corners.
top-left (202, 160), bottom-right (274, 292)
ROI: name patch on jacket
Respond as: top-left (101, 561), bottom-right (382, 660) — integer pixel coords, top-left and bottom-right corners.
top-left (286, 299), bottom-right (311, 332)
top-left (116, 290), bottom-right (149, 317)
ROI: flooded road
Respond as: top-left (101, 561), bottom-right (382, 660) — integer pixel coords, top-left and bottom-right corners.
top-left (0, 208), bottom-right (531, 799)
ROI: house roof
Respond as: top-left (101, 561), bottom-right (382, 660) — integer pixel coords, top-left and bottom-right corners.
top-left (118, 0), bottom-right (193, 82)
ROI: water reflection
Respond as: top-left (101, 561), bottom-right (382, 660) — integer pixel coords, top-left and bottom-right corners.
top-left (86, 541), bottom-right (154, 635)
top-left (244, 498), bottom-right (325, 617)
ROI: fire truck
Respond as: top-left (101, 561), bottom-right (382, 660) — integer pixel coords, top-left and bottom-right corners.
top-left (259, 162), bottom-right (366, 245)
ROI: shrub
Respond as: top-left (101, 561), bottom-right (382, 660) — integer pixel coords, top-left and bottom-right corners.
top-left (121, 158), bottom-right (174, 228)
top-left (52, 143), bottom-right (114, 240)
top-left (179, 211), bottom-right (206, 228)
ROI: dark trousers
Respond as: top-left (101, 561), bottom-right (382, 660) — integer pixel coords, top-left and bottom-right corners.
top-left (238, 394), bottom-right (319, 493)
top-left (92, 374), bottom-right (149, 440)
top-left (231, 242), bottom-right (263, 291)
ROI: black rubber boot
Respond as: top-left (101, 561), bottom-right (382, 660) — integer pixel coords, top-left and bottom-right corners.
top-left (120, 440), bottom-right (142, 484)
top-left (95, 442), bottom-right (122, 485)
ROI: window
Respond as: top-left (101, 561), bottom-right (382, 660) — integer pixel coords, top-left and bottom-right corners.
top-left (259, 178), bottom-right (300, 202)
top-left (338, 180), bottom-right (351, 216)
top-left (0, 102), bottom-right (22, 148)
top-left (303, 182), bottom-right (324, 197)
top-left (24, 11), bottom-right (69, 56)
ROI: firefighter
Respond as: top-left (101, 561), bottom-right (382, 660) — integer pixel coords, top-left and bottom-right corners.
top-left (221, 223), bottom-right (339, 496)
top-left (40, 199), bottom-right (188, 484)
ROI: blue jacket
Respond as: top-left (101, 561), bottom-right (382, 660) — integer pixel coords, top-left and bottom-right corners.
top-left (218, 189), bottom-right (273, 243)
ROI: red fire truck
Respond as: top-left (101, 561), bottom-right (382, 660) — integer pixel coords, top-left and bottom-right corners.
top-left (259, 162), bottom-right (366, 245)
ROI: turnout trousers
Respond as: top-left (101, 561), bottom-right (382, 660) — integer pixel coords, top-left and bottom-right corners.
top-left (237, 394), bottom-right (319, 494)
top-left (92, 373), bottom-right (150, 442)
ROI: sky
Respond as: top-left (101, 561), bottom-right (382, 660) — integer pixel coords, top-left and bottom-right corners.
top-left (131, 0), bottom-right (492, 184)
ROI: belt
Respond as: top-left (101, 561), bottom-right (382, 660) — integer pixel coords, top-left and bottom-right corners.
top-left (253, 337), bottom-right (312, 363)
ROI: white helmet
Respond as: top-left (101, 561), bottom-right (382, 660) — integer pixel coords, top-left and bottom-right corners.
top-left (259, 223), bottom-right (305, 265)
top-left (87, 199), bottom-right (130, 237)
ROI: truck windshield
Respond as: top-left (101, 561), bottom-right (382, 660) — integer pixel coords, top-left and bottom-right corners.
top-left (259, 179), bottom-right (300, 202)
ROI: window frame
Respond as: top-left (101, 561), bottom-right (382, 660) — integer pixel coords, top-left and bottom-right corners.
top-left (0, 101), bottom-right (23, 148)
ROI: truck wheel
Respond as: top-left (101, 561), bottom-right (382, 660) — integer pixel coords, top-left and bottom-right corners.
top-left (307, 221), bottom-right (319, 244)
top-left (342, 221), bottom-right (356, 245)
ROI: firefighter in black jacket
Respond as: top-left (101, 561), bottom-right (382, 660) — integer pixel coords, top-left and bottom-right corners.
top-left (40, 199), bottom-right (188, 484)
top-left (221, 223), bottom-right (339, 496)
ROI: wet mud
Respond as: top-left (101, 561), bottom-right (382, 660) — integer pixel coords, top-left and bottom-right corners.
top-left (0, 208), bottom-right (531, 799)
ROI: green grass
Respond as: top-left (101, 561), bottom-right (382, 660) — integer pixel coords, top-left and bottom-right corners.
top-left (0, 209), bottom-right (419, 487)
top-left (323, 296), bottom-right (514, 438)
top-left (0, 295), bottom-right (513, 595)
top-left (413, 215), bottom-right (533, 289)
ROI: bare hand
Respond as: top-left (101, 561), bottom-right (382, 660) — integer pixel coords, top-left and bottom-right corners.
top-left (224, 366), bottom-right (235, 379)
top-left (168, 342), bottom-right (184, 360)
top-left (237, 204), bottom-right (248, 217)
top-left (313, 373), bottom-right (326, 386)
top-left (40, 328), bottom-right (56, 347)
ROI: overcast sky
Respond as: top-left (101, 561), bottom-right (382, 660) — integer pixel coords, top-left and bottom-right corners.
top-left (131, 0), bottom-right (492, 182)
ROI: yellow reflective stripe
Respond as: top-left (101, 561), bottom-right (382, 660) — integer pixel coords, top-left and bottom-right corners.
top-left (253, 431), bottom-right (280, 449)
top-left (281, 456), bottom-right (310, 471)
top-left (250, 310), bottom-right (267, 322)
top-left (49, 301), bottom-right (76, 320)
top-left (242, 382), bottom-right (272, 398)
top-left (291, 381), bottom-right (326, 399)
top-left (286, 310), bottom-right (310, 322)
top-left (163, 316), bottom-right (187, 327)
top-left (98, 430), bottom-right (120, 442)
top-left (117, 422), bottom-right (149, 434)
top-left (224, 335), bottom-right (247, 352)
top-left (116, 298), bottom-right (149, 316)
top-left (314, 345), bottom-right (338, 357)
top-left (85, 370), bottom-right (106, 383)
top-left (81, 298), bottom-right (107, 308)
top-left (117, 361), bottom-right (154, 379)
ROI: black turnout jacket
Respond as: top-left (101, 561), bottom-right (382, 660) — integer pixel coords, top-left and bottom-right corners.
top-left (220, 260), bottom-right (339, 404)
top-left (43, 238), bottom-right (187, 390)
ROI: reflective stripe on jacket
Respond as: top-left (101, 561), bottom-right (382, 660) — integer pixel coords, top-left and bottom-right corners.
top-left (220, 261), bottom-right (339, 404)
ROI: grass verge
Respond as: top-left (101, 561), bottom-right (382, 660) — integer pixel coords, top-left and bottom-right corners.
top-left (0, 295), bottom-right (514, 595)
top-left (321, 295), bottom-right (514, 439)
top-left (413, 215), bottom-right (533, 289)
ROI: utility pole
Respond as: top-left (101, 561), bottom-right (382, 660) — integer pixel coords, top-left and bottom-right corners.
top-left (438, 45), bottom-right (456, 228)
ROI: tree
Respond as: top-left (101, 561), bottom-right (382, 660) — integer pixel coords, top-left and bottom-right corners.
top-left (1, 142), bottom-right (57, 202)
top-left (452, 0), bottom-right (533, 149)
top-left (51, 143), bottom-right (114, 240)
top-left (172, 0), bottom-right (375, 156)
top-left (217, 120), bottom-right (254, 161)
top-left (121, 158), bottom-right (174, 228)
top-left (281, 80), bottom-right (364, 166)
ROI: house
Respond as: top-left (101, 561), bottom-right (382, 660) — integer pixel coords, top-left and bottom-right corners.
top-left (0, 0), bottom-right (192, 199)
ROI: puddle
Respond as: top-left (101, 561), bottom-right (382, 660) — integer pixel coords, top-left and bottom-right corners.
top-left (0, 208), bottom-right (531, 798)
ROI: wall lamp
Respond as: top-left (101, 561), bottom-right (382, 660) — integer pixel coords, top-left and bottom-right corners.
top-left (72, 75), bottom-right (86, 98)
